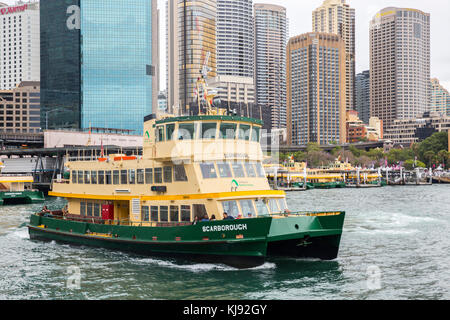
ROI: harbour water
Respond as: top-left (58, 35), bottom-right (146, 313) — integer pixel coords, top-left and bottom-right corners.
top-left (0, 185), bottom-right (449, 300)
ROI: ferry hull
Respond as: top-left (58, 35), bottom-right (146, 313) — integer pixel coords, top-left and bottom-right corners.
top-left (0, 190), bottom-right (45, 205)
top-left (27, 212), bottom-right (345, 269)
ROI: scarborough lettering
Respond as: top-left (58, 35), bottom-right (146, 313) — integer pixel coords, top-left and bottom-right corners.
top-left (202, 224), bottom-right (248, 233)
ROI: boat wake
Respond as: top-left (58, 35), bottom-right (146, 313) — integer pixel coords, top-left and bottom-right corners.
top-left (132, 257), bottom-right (276, 272)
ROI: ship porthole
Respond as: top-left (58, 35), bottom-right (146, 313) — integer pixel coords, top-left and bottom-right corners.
top-left (295, 224), bottom-right (299, 230)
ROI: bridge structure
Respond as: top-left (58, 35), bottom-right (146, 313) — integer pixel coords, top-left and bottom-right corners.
top-left (262, 141), bottom-right (385, 153)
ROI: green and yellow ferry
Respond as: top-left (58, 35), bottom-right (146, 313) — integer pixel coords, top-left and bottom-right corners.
top-left (27, 109), bottom-right (345, 268)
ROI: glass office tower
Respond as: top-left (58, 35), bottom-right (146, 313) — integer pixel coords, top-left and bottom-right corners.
top-left (40, 0), bottom-right (81, 130)
top-left (41, 0), bottom-right (157, 134)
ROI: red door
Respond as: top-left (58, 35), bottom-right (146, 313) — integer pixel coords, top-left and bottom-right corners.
top-left (102, 204), bottom-right (114, 220)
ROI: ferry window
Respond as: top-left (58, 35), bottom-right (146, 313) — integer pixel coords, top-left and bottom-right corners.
top-left (87, 202), bottom-right (93, 216)
top-left (255, 200), bottom-right (269, 216)
top-left (137, 169), bottom-right (144, 184)
top-left (156, 126), bottom-right (165, 142)
top-left (72, 171), bottom-right (77, 184)
top-left (113, 170), bottom-right (120, 185)
top-left (277, 199), bottom-right (288, 213)
top-left (251, 126), bottom-right (260, 142)
top-left (154, 168), bottom-right (163, 183)
top-left (181, 205), bottom-right (191, 222)
top-left (231, 162), bottom-right (245, 178)
top-left (145, 168), bottom-right (153, 184)
top-left (178, 123), bottom-right (195, 140)
top-left (105, 171), bottom-right (112, 185)
top-left (219, 123), bottom-right (237, 139)
top-left (163, 166), bottom-right (172, 183)
top-left (268, 199), bottom-right (280, 214)
top-left (84, 171), bottom-right (91, 184)
top-left (98, 171), bottom-right (105, 184)
top-left (93, 203), bottom-right (100, 217)
top-left (170, 206), bottom-right (179, 222)
top-left (141, 206), bottom-right (149, 222)
top-left (166, 124), bottom-right (175, 141)
top-left (120, 170), bottom-right (128, 184)
top-left (91, 171), bottom-right (97, 184)
top-left (78, 171), bottom-right (83, 184)
top-left (129, 169), bottom-right (136, 184)
top-left (239, 200), bottom-right (256, 218)
top-left (201, 122), bottom-right (217, 139)
top-left (193, 204), bottom-right (208, 220)
top-left (151, 206), bottom-right (159, 222)
top-left (80, 202), bottom-right (86, 216)
top-left (160, 206), bottom-right (169, 222)
top-left (217, 162), bottom-right (232, 178)
top-left (237, 124), bottom-right (251, 140)
top-left (174, 165), bottom-right (188, 182)
top-left (222, 201), bottom-right (240, 218)
top-left (200, 163), bottom-right (217, 179)
top-left (244, 163), bottom-right (256, 177)
top-left (254, 162), bottom-right (266, 178)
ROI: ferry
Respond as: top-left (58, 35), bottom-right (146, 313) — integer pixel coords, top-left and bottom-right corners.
top-left (0, 161), bottom-right (45, 205)
top-left (27, 85), bottom-right (345, 269)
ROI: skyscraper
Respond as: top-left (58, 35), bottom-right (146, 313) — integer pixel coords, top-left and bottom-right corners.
top-left (355, 70), bottom-right (370, 124)
top-left (217, 0), bottom-right (254, 78)
top-left (0, 2), bottom-right (40, 90)
top-left (166, 0), bottom-right (217, 115)
top-left (430, 78), bottom-right (450, 116)
top-left (370, 8), bottom-right (430, 130)
top-left (312, 0), bottom-right (355, 112)
top-left (40, 0), bottom-right (159, 134)
top-left (287, 33), bottom-right (346, 146)
top-left (254, 3), bottom-right (287, 130)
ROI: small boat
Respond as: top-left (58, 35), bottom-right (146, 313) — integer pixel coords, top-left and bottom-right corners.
top-left (0, 162), bottom-right (45, 205)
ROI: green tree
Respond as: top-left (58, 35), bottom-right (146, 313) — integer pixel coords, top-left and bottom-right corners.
top-left (417, 132), bottom-right (448, 162)
top-left (423, 151), bottom-right (435, 168)
top-left (437, 150), bottom-right (450, 167)
top-left (306, 142), bottom-right (321, 153)
top-left (404, 159), bottom-right (426, 170)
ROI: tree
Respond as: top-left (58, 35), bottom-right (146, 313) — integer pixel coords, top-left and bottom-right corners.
top-left (306, 142), bottom-right (321, 153)
top-left (437, 150), bottom-right (449, 167)
top-left (417, 132), bottom-right (448, 163)
top-left (424, 151), bottom-right (435, 168)
top-left (404, 159), bottom-right (426, 170)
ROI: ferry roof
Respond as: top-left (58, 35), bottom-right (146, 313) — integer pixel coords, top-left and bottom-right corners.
top-left (153, 115), bottom-right (264, 126)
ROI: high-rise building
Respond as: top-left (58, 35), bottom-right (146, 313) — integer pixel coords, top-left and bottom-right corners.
top-left (355, 70), bottom-right (370, 124)
top-left (430, 78), bottom-right (450, 116)
top-left (287, 33), bottom-right (346, 146)
top-left (254, 3), bottom-right (287, 130)
top-left (0, 2), bottom-right (40, 90)
top-left (166, 0), bottom-right (217, 115)
top-left (312, 0), bottom-right (355, 112)
top-left (0, 81), bottom-right (40, 133)
top-left (217, 0), bottom-right (254, 78)
top-left (370, 8), bottom-right (430, 130)
top-left (40, 0), bottom-right (159, 134)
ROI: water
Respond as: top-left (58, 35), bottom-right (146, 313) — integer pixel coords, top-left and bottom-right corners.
top-left (0, 186), bottom-right (449, 300)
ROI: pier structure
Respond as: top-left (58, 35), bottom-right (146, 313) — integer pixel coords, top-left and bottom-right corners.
top-left (381, 167), bottom-right (432, 186)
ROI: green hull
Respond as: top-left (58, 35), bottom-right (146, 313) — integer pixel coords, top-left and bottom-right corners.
top-left (0, 190), bottom-right (45, 205)
top-left (310, 182), bottom-right (346, 189)
top-left (28, 212), bottom-right (345, 269)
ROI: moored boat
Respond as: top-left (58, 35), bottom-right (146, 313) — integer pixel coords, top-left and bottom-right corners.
top-left (0, 162), bottom-right (45, 205)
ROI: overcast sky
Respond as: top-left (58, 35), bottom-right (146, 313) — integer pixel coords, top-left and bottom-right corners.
top-left (3, 0), bottom-right (449, 91)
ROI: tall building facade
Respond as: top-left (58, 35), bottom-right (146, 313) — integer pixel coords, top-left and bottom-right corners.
top-left (40, 0), bottom-right (159, 134)
top-left (0, 2), bottom-right (40, 90)
top-left (430, 78), bottom-right (450, 116)
top-left (217, 0), bottom-right (254, 78)
top-left (254, 3), bottom-right (287, 130)
top-left (0, 81), bottom-right (40, 133)
top-left (370, 8), bottom-right (430, 130)
top-left (355, 70), bottom-right (370, 124)
top-left (166, 0), bottom-right (217, 115)
top-left (312, 0), bottom-right (355, 112)
top-left (287, 33), bottom-right (346, 146)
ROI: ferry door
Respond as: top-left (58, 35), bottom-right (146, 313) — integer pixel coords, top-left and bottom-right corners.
top-left (114, 201), bottom-right (130, 223)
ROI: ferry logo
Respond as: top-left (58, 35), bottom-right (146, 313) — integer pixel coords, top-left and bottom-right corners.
top-left (144, 131), bottom-right (150, 140)
top-left (231, 179), bottom-right (239, 192)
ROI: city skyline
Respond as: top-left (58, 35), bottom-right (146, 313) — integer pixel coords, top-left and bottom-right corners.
top-left (2, 0), bottom-right (449, 92)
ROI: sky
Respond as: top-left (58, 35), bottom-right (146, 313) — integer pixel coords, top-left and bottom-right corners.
top-left (3, 0), bottom-right (449, 91)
